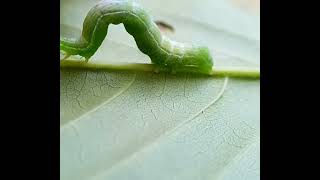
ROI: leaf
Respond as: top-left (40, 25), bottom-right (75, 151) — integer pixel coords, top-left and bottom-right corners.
top-left (60, 0), bottom-right (260, 180)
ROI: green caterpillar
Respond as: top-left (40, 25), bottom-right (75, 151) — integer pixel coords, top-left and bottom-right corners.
top-left (60, 0), bottom-right (214, 74)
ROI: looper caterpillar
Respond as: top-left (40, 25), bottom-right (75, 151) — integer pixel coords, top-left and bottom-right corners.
top-left (60, 0), bottom-right (214, 74)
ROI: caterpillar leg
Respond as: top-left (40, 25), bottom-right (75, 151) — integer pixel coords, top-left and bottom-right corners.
top-left (84, 57), bottom-right (90, 63)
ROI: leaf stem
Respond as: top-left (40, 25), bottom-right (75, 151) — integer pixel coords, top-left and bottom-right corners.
top-left (60, 60), bottom-right (260, 78)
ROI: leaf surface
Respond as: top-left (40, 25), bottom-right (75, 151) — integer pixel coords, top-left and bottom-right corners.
top-left (60, 0), bottom-right (260, 179)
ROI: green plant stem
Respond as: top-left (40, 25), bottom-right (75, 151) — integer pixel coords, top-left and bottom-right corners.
top-left (60, 60), bottom-right (260, 78)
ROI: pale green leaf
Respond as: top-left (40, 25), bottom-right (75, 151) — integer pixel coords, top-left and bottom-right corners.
top-left (60, 0), bottom-right (260, 180)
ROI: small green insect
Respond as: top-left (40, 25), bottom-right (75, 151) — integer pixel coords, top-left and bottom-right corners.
top-left (60, 0), bottom-right (214, 75)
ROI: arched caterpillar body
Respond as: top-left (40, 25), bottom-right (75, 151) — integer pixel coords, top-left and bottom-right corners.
top-left (60, 0), bottom-right (214, 74)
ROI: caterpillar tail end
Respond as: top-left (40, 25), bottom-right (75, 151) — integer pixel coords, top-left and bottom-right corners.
top-left (60, 38), bottom-right (94, 63)
top-left (60, 39), bottom-right (77, 55)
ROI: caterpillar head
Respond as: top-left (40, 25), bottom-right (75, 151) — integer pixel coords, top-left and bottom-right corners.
top-left (180, 46), bottom-right (214, 75)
